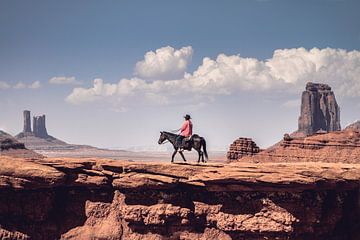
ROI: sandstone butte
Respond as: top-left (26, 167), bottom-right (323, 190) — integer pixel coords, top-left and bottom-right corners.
top-left (1, 129), bottom-right (360, 240)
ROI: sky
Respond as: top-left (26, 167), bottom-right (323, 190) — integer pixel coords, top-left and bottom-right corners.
top-left (1, 0), bottom-right (360, 151)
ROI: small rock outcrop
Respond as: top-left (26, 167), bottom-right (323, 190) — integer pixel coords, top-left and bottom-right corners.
top-left (33, 115), bottom-right (49, 138)
top-left (345, 121), bottom-right (360, 131)
top-left (23, 110), bottom-right (32, 133)
top-left (227, 137), bottom-right (260, 161)
top-left (298, 82), bottom-right (341, 136)
top-left (0, 130), bottom-right (25, 151)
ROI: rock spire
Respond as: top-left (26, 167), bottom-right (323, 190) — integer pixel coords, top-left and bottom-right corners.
top-left (23, 110), bottom-right (32, 133)
top-left (298, 82), bottom-right (341, 136)
top-left (33, 115), bottom-right (49, 138)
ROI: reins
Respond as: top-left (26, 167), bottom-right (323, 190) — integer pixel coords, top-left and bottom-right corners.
top-left (160, 139), bottom-right (169, 144)
top-left (160, 131), bottom-right (177, 145)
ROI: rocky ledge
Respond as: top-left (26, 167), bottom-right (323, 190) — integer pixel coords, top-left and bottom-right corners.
top-left (0, 156), bottom-right (359, 240)
top-left (250, 129), bottom-right (360, 164)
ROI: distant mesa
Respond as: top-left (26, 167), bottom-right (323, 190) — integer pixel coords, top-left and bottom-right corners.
top-left (297, 82), bottom-right (341, 136)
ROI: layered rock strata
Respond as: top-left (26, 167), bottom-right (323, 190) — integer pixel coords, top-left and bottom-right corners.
top-left (298, 82), bottom-right (341, 136)
top-left (227, 137), bottom-right (260, 161)
top-left (0, 156), bottom-right (359, 240)
top-left (250, 129), bottom-right (360, 164)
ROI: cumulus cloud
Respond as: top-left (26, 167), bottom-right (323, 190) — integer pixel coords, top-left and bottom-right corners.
top-left (0, 81), bottom-right (10, 89)
top-left (29, 81), bottom-right (41, 89)
top-left (0, 81), bottom-right (42, 90)
top-left (67, 47), bottom-right (360, 109)
top-left (134, 46), bottom-right (193, 80)
top-left (49, 76), bottom-right (80, 85)
top-left (13, 82), bottom-right (27, 89)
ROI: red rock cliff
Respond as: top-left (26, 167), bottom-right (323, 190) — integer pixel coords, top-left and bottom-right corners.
top-left (0, 154), bottom-right (359, 240)
top-left (298, 82), bottom-right (341, 136)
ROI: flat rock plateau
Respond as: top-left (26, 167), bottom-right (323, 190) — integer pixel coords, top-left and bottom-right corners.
top-left (1, 129), bottom-right (360, 240)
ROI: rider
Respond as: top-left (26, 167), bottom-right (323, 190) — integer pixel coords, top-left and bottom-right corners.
top-left (176, 114), bottom-right (193, 151)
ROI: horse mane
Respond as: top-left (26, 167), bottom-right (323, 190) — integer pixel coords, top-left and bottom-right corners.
top-left (162, 131), bottom-right (177, 137)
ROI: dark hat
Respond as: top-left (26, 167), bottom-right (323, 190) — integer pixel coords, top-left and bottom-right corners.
top-left (184, 114), bottom-right (191, 120)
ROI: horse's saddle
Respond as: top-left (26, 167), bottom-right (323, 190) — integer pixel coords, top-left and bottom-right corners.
top-left (182, 135), bottom-right (199, 150)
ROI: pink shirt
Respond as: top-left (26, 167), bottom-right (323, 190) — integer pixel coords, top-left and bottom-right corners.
top-left (180, 120), bottom-right (193, 137)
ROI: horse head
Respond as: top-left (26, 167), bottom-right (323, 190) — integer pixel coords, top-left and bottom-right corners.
top-left (158, 131), bottom-right (166, 144)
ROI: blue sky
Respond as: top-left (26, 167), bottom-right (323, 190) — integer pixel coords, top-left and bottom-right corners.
top-left (1, 0), bottom-right (360, 150)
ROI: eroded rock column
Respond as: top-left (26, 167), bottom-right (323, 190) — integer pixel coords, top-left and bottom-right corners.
top-left (33, 115), bottom-right (49, 138)
top-left (298, 82), bottom-right (341, 136)
top-left (23, 110), bottom-right (32, 133)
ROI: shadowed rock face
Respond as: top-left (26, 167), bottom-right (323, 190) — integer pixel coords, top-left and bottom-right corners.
top-left (0, 150), bottom-right (359, 240)
top-left (298, 82), bottom-right (341, 136)
top-left (0, 130), bottom-right (25, 151)
top-left (33, 115), bottom-right (49, 139)
top-left (23, 110), bottom-right (31, 133)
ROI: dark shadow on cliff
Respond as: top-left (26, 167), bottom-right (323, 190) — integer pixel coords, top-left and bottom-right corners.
top-left (0, 187), bottom-right (114, 240)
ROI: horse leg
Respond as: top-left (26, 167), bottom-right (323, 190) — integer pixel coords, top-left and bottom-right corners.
top-left (171, 150), bottom-right (177, 163)
top-left (197, 150), bottom-right (201, 163)
top-left (179, 151), bottom-right (187, 162)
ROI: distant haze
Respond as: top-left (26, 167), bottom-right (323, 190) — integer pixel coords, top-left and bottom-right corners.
top-left (1, 1), bottom-right (360, 150)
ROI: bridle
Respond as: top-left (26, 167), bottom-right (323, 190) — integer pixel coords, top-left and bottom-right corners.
top-left (159, 132), bottom-right (175, 145)
top-left (160, 139), bottom-right (169, 145)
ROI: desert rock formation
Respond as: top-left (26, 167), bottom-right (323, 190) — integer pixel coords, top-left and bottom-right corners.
top-left (23, 110), bottom-right (32, 133)
top-left (0, 130), bottom-right (42, 159)
top-left (14, 111), bottom-right (132, 158)
top-left (0, 155), bottom-right (359, 240)
top-left (33, 115), bottom-right (49, 138)
top-left (345, 120), bottom-right (360, 131)
top-left (227, 137), bottom-right (260, 161)
top-left (249, 129), bottom-right (360, 164)
top-left (298, 82), bottom-right (341, 136)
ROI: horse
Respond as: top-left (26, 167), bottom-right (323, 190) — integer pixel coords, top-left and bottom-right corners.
top-left (158, 131), bottom-right (208, 163)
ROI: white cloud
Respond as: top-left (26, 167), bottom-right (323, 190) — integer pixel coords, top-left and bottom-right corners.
top-left (0, 81), bottom-right (10, 89)
top-left (13, 82), bottom-right (27, 89)
top-left (29, 80), bottom-right (41, 89)
top-left (134, 46), bottom-right (193, 80)
top-left (67, 47), bottom-right (360, 109)
top-left (49, 76), bottom-right (80, 85)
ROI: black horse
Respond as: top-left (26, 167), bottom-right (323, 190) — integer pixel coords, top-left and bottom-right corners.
top-left (158, 131), bottom-right (208, 163)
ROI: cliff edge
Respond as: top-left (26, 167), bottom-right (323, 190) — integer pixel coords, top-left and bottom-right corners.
top-left (0, 155), bottom-right (359, 240)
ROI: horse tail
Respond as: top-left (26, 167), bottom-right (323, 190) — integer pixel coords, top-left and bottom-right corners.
top-left (201, 137), bottom-right (208, 160)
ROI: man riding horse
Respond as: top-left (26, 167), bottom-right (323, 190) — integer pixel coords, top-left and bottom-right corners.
top-left (176, 114), bottom-right (193, 152)
top-left (158, 114), bottom-right (208, 163)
